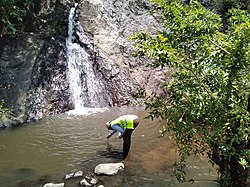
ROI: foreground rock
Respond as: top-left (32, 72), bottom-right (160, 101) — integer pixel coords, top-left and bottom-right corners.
top-left (44, 162), bottom-right (124, 186)
top-left (94, 163), bottom-right (125, 175)
top-left (64, 170), bottom-right (84, 179)
top-left (79, 174), bottom-right (99, 186)
top-left (43, 183), bottom-right (64, 187)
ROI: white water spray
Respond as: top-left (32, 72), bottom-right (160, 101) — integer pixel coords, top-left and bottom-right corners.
top-left (66, 4), bottom-right (107, 115)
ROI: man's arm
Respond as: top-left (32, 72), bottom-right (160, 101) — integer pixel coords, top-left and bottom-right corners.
top-left (107, 124), bottom-right (125, 139)
top-left (107, 129), bottom-right (117, 139)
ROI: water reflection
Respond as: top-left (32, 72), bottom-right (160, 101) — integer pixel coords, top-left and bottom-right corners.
top-left (0, 107), bottom-right (218, 187)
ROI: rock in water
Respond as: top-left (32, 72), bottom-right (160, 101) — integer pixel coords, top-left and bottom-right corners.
top-left (79, 179), bottom-right (92, 187)
top-left (64, 173), bottom-right (74, 179)
top-left (94, 163), bottom-right (125, 175)
top-left (74, 170), bottom-right (84, 177)
top-left (43, 183), bottom-right (64, 187)
top-left (64, 170), bottom-right (84, 179)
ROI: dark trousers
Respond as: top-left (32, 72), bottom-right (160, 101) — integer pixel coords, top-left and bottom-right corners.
top-left (122, 123), bottom-right (138, 158)
top-left (122, 129), bottom-right (134, 158)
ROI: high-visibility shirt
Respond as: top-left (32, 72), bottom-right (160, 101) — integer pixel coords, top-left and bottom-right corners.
top-left (110, 115), bottom-right (138, 129)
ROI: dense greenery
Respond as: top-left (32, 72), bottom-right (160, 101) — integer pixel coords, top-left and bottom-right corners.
top-left (131, 0), bottom-right (249, 186)
top-left (0, 0), bottom-right (33, 36)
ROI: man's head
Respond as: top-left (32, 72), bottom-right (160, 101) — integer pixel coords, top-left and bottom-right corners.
top-left (105, 121), bottom-right (112, 130)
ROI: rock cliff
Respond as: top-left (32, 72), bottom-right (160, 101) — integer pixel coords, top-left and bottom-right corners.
top-left (0, 0), bottom-right (166, 127)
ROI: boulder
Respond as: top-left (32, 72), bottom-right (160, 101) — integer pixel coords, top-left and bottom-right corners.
top-left (94, 163), bottom-right (125, 175)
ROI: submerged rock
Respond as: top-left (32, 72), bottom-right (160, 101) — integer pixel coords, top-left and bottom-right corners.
top-left (94, 163), bottom-right (125, 175)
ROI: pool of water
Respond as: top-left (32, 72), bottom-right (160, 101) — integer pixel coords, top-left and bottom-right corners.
top-left (0, 106), bottom-right (218, 187)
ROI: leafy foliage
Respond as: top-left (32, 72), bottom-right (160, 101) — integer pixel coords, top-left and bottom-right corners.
top-left (131, 0), bottom-right (250, 186)
top-left (0, 0), bottom-right (33, 36)
top-left (0, 100), bottom-right (12, 127)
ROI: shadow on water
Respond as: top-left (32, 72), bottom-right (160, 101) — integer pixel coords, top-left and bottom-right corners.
top-left (98, 141), bottom-right (124, 160)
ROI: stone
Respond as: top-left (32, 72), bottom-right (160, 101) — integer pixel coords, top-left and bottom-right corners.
top-left (74, 170), bottom-right (84, 177)
top-left (94, 163), bottom-right (125, 175)
top-left (79, 178), bottom-right (92, 187)
top-left (43, 183), bottom-right (64, 187)
top-left (64, 172), bottom-right (74, 179)
top-left (90, 177), bottom-right (98, 185)
top-left (64, 170), bottom-right (84, 179)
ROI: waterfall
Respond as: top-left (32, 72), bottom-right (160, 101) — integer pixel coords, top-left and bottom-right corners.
top-left (66, 4), bottom-right (107, 114)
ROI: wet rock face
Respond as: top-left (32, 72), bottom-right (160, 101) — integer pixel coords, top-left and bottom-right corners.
top-left (79, 0), bottom-right (166, 96)
top-left (0, 0), bottom-right (166, 127)
top-left (25, 36), bottom-right (73, 121)
top-left (0, 35), bottom-right (45, 126)
top-left (0, 1), bottom-right (70, 127)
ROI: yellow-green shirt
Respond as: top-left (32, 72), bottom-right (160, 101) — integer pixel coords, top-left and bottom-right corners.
top-left (110, 115), bottom-right (138, 129)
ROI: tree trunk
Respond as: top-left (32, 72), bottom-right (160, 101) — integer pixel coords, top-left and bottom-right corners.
top-left (230, 154), bottom-right (250, 186)
top-left (210, 133), bottom-right (249, 186)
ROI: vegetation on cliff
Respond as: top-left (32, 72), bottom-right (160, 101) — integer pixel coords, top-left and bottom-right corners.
top-left (0, 100), bottom-right (12, 128)
top-left (131, 0), bottom-right (249, 186)
top-left (0, 0), bottom-right (33, 36)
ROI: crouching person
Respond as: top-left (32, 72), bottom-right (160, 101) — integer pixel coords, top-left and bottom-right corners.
top-left (106, 114), bottom-right (139, 158)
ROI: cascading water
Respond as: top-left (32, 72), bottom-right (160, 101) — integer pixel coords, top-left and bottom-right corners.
top-left (66, 4), bottom-right (108, 114)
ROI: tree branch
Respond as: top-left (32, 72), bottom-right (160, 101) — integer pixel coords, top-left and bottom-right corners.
top-left (209, 39), bottom-right (230, 54)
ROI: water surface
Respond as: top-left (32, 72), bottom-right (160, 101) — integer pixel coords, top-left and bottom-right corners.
top-left (0, 107), bottom-right (218, 187)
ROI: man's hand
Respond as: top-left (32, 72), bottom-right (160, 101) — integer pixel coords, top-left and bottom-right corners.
top-left (107, 133), bottom-right (112, 139)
